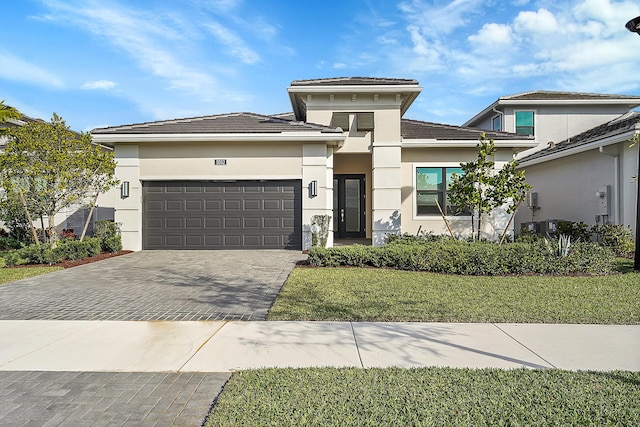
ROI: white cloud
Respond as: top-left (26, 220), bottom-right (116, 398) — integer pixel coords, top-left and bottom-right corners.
top-left (205, 21), bottom-right (260, 64)
top-left (468, 23), bottom-right (514, 46)
top-left (81, 80), bottom-right (117, 90)
top-left (513, 8), bottom-right (559, 34)
top-left (398, 0), bottom-right (483, 37)
top-left (333, 63), bottom-right (347, 69)
top-left (0, 51), bottom-right (63, 88)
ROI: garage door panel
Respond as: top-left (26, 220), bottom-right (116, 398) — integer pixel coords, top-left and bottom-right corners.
top-left (143, 180), bottom-right (301, 250)
top-left (166, 200), bottom-right (183, 211)
top-left (185, 200), bottom-right (203, 210)
top-left (205, 218), bottom-right (222, 228)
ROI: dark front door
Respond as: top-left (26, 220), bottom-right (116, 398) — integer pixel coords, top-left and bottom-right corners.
top-left (333, 174), bottom-right (366, 238)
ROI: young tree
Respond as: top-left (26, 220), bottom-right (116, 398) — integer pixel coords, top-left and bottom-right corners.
top-left (0, 113), bottom-right (118, 247)
top-left (448, 133), bottom-right (530, 241)
top-left (0, 100), bottom-right (20, 123)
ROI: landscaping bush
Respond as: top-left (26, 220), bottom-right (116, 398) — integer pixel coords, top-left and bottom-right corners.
top-left (53, 238), bottom-right (102, 261)
top-left (0, 236), bottom-right (22, 251)
top-left (93, 220), bottom-right (122, 253)
top-left (3, 238), bottom-right (102, 266)
top-left (594, 223), bottom-right (634, 256)
top-left (307, 239), bottom-right (614, 275)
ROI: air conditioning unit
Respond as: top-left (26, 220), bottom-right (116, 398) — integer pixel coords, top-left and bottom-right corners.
top-left (520, 221), bottom-right (540, 234)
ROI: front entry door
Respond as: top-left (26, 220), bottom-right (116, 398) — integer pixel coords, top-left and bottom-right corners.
top-left (333, 174), bottom-right (366, 238)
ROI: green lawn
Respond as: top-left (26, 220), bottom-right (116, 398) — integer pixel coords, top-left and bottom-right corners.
top-left (0, 266), bottom-right (62, 284)
top-left (205, 367), bottom-right (640, 426)
top-left (268, 265), bottom-right (640, 324)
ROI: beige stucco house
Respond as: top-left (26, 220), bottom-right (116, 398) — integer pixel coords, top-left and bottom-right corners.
top-left (92, 77), bottom-right (534, 251)
top-left (464, 91), bottom-right (640, 236)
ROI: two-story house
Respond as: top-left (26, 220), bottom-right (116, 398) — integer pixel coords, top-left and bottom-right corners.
top-left (464, 91), bottom-right (640, 236)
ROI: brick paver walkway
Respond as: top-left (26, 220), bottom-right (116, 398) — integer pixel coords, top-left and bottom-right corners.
top-left (0, 250), bottom-right (304, 321)
top-left (0, 371), bottom-right (230, 426)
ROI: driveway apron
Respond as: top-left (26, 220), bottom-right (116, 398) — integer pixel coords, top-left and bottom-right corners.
top-left (0, 250), bottom-right (305, 321)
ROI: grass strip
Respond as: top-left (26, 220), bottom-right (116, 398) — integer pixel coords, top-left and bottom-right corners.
top-left (268, 267), bottom-right (640, 324)
top-left (0, 266), bottom-right (63, 285)
top-left (205, 367), bottom-right (640, 426)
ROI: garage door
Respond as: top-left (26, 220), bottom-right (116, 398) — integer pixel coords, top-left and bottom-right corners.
top-left (142, 180), bottom-right (302, 250)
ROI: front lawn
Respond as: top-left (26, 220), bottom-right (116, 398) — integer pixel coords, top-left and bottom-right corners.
top-left (0, 266), bottom-right (62, 284)
top-left (205, 367), bottom-right (640, 426)
top-left (268, 265), bottom-right (640, 324)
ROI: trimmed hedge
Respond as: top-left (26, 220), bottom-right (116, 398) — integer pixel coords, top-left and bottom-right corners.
top-left (307, 239), bottom-right (614, 275)
top-left (3, 238), bottom-right (102, 266)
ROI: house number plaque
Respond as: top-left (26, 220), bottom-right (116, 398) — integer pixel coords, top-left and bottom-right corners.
top-left (214, 159), bottom-right (227, 166)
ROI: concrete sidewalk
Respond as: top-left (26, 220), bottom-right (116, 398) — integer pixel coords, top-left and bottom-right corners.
top-left (2, 320), bottom-right (638, 372)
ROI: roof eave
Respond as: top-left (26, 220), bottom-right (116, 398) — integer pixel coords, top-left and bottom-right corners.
top-left (287, 84), bottom-right (423, 121)
top-left (518, 128), bottom-right (639, 167)
top-left (402, 138), bottom-right (537, 150)
top-left (92, 132), bottom-right (346, 145)
top-left (462, 98), bottom-right (640, 127)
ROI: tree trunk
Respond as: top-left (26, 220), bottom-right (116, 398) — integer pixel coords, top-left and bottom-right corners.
top-left (80, 192), bottom-right (99, 241)
top-left (17, 189), bottom-right (40, 246)
top-left (48, 214), bottom-right (58, 248)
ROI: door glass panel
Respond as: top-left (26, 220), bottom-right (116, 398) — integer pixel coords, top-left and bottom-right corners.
top-left (333, 178), bottom-right (339, 233)
top-left (344, 178), bottom-right (361, 233)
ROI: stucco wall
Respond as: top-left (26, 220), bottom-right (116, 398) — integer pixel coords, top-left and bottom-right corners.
top-left (400, 147), bottom-right (517, 240)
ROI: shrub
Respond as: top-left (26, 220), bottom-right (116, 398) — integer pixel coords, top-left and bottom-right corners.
top-left (93, 220), bottom-right (122, 253)
top-left (307, 239), bottom-right (614, 275)
top-left (557, 221), bottom-right (592, 242)
top-left (53, 238), bottom-right (102, 261)
top-left (0, 236), bottom-right (22, 251)
top-left (594, 224), bottom-right (634, 256)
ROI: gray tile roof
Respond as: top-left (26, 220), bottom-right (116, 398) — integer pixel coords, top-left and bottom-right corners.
top-left (519, 112), bottom-right (640, 163)
top-left (401, 119), bottom-right (532, 141)
top-left (501, 90), bottom-right (640, 101)
top-left (92, 112), bottom-right (342, 135)
top-left (291, 77), bottom-right (419, 86)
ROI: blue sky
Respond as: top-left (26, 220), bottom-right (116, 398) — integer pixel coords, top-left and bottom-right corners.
top-left (2, 0), bottom-right (640, 132)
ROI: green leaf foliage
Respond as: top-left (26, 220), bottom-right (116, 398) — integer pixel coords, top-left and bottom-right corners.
top-left (0, 114), bottom-right (118, 246)
top-left (307, 239), bottom-right (614, 275)
top-left (448, 133), bottom-right (531, 240)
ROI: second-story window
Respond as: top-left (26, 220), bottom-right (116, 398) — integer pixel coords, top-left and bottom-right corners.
top-left (491, 115), bottom-right (502, 131)
top-left (515, 111), bottom-right (534, 135)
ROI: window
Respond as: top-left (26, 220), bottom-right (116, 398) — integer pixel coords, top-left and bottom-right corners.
top-left (332, 112), bottom-right (349, 130)
top-left (416, 167), bottom-right (464, 215)
top-left (331, 112), bottom-right (374, 132)
top-left (491, 115), bottom-right (502, 131)
top-left (356, 112), bottom-right (374, 131)
top-left (515, 111), bottom-right (534, 135)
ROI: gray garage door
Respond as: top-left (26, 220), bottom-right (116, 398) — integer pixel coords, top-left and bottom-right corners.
top-left (142, 180), bottom-right (302, 250)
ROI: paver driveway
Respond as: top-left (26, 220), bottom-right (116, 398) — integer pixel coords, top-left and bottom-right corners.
top-left (0, 250), bottom-right (305, 321)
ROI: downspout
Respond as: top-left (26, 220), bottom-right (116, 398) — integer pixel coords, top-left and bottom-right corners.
top-left (599, 146), bottom-right (620, 224)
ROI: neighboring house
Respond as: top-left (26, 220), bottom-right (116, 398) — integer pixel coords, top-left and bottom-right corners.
top-left (465, 91), bottom-right (640, 236)
top-left (0, 116), bottom-right (116, 237)
top-left (91, 77), bottom-right (535, 251)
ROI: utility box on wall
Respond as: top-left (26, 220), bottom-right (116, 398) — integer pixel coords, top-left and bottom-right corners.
top-left (596, 185), bottom-right (610, 216)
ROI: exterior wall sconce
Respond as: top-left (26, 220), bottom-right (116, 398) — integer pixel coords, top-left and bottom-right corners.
top-left (120, 181), bottom-right (130, 198)
top-left (309, 180), bottom-right (318, 198)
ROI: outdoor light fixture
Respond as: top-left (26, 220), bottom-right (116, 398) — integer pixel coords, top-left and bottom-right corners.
top-left (120, 181), bottom-right (130, 198)
top-left (626, 16), bottom-right (640, 35)
top-left (309, 180), bottom-right (318, 198)
top-left (626, 16), bottom-right (640, 271)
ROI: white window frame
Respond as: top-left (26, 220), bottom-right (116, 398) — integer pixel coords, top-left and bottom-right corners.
top-left (491, 114), bottom-right (502, 132)
top-left (514, 109), bottom-right (536, 136)
top-left (412, 163), bottom-right (472, 220)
